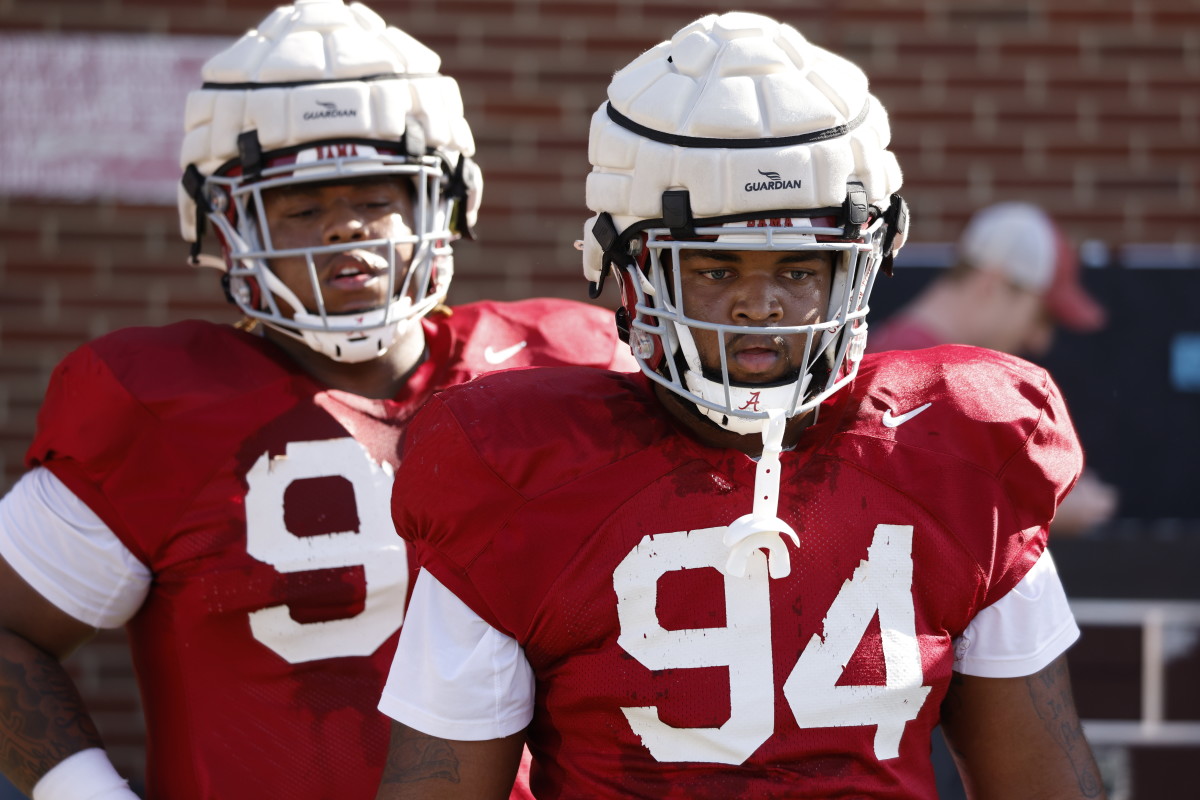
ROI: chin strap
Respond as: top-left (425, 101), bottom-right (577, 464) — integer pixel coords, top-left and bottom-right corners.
top-left (722, 408), bottom-right (799, 578)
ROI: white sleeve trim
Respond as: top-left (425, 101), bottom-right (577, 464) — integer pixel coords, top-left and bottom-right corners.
top-left (378, 569), bottom-right (534, 741)
top-left (0, 468), bottom-right (150, 629)
top-left (953, 549), bottom-right (1080, 678)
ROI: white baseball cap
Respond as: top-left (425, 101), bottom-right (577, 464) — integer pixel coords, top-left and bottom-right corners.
top-left (959, 202), bottom-right (1106, 332)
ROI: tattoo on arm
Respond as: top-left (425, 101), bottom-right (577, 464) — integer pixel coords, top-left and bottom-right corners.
top-left (381, 727), bottom-right (461, 786)
top-left (1025, 658), bottom-right (1104, 798)
top-left (0, 636), bottom-right (103, 793)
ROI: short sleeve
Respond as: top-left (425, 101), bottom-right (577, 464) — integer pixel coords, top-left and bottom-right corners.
top-left (393, 395), bottom-right (527, 634)
top-left (981, 367), bottom-right (1084, 610)
top-left (26, 344), bottom-right (167, 564)
top-left (999, 371), bottom-right (1083, 535)
top-left (379, 569), bottom-right (534, 740)
top-left (0, 468), bottom-right (150, 628)
top-left (953, 549), bottom-right (1079, 678)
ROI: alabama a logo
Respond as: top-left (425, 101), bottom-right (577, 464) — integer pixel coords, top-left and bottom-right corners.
top-left (738, 391), bottom-right (763, 412)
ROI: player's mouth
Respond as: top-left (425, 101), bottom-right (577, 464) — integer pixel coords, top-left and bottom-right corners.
top-left (324, 252), bottom-right (387, 289)
top-left (727, 334), bottom-right (791, 379)
top-left (320, 251), bottom-right (392, 311)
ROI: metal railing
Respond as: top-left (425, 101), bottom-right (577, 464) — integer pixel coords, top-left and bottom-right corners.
top-left (1071, 598), bottom-right (1200, 747)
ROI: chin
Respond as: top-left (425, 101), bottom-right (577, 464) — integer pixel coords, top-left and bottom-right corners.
top-left (704, 369), bottom-right (800, 389)
top-left (330, 301), bottom-right (389, 315)
top-left (731, 371), bottom-right (793, 386)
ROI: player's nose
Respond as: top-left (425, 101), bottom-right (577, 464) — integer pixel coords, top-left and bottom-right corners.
top-left (323, 201), bottom-right (368, 244)
top-left (731, 277), bottom-right (785, 324)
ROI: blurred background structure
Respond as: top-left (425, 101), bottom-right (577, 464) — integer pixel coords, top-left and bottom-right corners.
top-left (1, 1), bottom-right (1197, 797)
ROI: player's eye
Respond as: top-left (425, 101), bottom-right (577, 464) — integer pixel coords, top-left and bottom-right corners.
top-left (283, 205), bottom-right (321, 219)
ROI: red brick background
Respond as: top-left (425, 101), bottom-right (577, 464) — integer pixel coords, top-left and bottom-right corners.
top-left (1, 0), bottom-right (1197, 794)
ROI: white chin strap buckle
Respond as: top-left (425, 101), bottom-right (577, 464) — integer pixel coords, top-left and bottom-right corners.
top-left (723, 409), bottom-right (799, 579)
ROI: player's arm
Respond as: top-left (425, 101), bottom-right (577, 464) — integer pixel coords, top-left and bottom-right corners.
top-left (376, 570), bottom-right (534, 800)
top-left (939, 547), bottom-right (1105, 798)
top-left (0, 469), bottom-right (145, 798)
top-left (940, 654), bottom-right (1105, 799)
top-left (0, 553), bottom-right (103, 794)
top-left (376, 723), bottom-right (524, 800)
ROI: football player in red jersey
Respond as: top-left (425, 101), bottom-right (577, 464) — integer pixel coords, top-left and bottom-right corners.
top-left (376, 12), bottom-right (1107, 800)
top-left (0, 2), bottom-right (630, 799)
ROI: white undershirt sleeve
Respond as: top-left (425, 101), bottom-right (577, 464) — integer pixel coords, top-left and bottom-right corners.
top-left (953, 548), bottom-right (1080, 678)
top-left (379, 569), bottom-right (534, 741)
top-left (0, 468), bottom-right (150, 629)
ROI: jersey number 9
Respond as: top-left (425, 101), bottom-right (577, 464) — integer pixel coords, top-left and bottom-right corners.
top-left (244, 437), bottom-right (408, 664)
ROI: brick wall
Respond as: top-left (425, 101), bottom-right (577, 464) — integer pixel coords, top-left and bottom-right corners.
top-left (1, 0), bottom-right (1197, 794)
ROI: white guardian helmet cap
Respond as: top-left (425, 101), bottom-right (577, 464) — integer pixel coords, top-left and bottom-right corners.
top-left (582, 12), bottom-right (908, 434)
top-left (178, 0), bottom-right (482, 363)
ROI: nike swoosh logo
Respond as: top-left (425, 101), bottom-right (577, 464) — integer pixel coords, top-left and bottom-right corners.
top-left (882, 402), bottom-right (932, 428)
top-left (483, 341), bottom-right (528, 365)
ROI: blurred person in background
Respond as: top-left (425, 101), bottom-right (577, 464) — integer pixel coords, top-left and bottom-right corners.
top-left (869, 201), bottom-right (1118, 538)
top-left (869, 201), bottom-right (1119, 800)
top-left (0, 1), bottom-right (631, 799)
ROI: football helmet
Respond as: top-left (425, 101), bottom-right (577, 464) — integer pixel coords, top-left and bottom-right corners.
top-left (178, 0), bottom-right (481, 363)
top-left (582, 12), bottom-right (908, 435)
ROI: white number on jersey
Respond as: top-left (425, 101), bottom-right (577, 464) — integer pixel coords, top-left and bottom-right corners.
top-left (613, 523), bottom-right (928, 763)
top-left (244, 437), bottom-right (408, 664)
top-left (783, 524), bottom-right (930, 759)
top-left (614, 527), bottom-right (774, 764)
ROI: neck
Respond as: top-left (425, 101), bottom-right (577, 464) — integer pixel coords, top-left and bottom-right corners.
top-left (903, 270), bottom-right (1014, 351)
top-left (263, 322), bottom-right (428, 399)
top-left (900, 283), bottom-right (968, 347)
top-left (652, 383), bottom-right (814, 457)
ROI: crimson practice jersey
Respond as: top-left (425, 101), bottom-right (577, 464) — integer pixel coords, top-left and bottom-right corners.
top-left (25, 299), bottom-right (632, 800)
top-left (395, 345), bottom-right (1082, 800)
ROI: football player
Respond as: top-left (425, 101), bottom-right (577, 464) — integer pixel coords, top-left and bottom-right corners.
top-left (0, 2), bottom-right (631, 799)
top-left (376, 12), bottom-right (1107, 800)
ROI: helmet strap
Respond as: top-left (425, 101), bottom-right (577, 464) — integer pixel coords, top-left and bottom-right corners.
top-left (722, 408), bottom-right (800, 578)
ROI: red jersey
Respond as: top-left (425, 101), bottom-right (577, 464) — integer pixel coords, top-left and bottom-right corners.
top-left (394, 345), bottom-right (1082, 799)
top-left (25, 299), bottom-right (632, 800)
